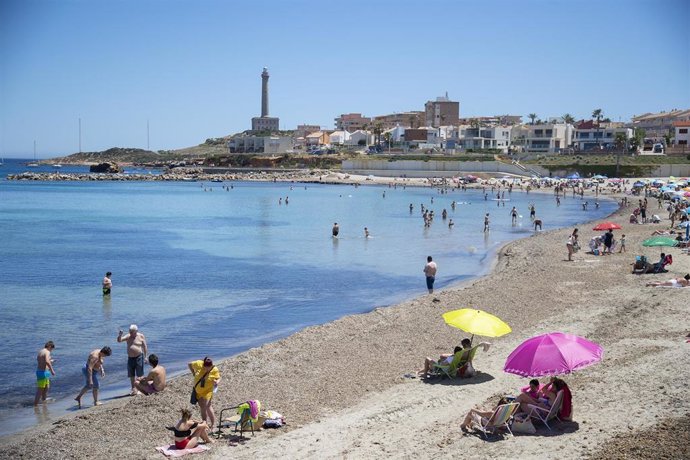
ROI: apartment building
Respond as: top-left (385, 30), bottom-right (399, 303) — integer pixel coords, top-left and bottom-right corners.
top-left (457, 126), bottom-right (512, 152)
top-left (228, 136), bottom-right (293, 154)
top-left (573, 120), bottom-right (632, 151)
top-left (631, 109), bottom-right (690, 139)
top-left (424, 94), bottom-right (460, 128)
top-left (674, 121), bottom-right (690, 146)
top-left (525, 123), bottom-right (574, 153)
top-left (334, 113), bottom-right (371, 131)
top-left (372, 111), bottom-right (424, 129)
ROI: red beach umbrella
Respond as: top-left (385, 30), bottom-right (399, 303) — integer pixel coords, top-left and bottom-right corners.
top-left (592, 222), bottom-right (622, 231)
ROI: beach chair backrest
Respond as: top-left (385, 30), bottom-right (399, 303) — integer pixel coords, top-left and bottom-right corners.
top-left (545, 390), bottom-right (564, 420)
top-left (448, 349), bottom-right (468, 376)
top-left (488, 403), bottom-right (519, 427)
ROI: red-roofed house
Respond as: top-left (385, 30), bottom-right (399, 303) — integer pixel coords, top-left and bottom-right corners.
top-left (673, 121), bottom-right (690, 146)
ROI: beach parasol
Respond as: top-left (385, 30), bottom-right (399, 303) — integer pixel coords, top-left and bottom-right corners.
top-left (592, 174), bottom-right (607, 180)
top-left (642, 236), bottom-right (678, 247)
top-left (592, 222), bottom-right (622, 231)
top-left (442, 309), bottom-right (511, 342)
top-left (503, 332), bottom-right (603, 377)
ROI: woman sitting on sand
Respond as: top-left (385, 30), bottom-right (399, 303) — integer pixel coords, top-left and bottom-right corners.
top-left (646, 274), bottom-right (690, 287)
top-left (460, 397), bottom-right (511, 433)
top-left (168, 408), bottom-right (213, 450)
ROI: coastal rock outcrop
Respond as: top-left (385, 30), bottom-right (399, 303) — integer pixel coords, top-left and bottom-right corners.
top-left (89, 162), bottom-right (122, 173)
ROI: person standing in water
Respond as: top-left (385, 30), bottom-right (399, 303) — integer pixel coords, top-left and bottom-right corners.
top-left (510, 206), bottom-right (518, 224)
top-left (332, 223), bottom-right (339, 237)
top-left (34, 341), bottom-right (56, 406)
top-left (75, 347), bottom-right (112, 408)
top-left (423, 256), bottom-right (438, 294)
top-left (364, 227), bottom-right (370, 238)
top-left (483, 213), bottom-right (490, 232)
top-left (102, 272), bottom-right (112, 296)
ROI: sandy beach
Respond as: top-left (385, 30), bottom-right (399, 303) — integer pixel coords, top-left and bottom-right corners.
top-left (1, 181), bottom-right (689, 460)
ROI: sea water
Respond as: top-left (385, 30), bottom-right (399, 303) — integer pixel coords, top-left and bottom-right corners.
top-left (0, 159), bottom-right (617, 434)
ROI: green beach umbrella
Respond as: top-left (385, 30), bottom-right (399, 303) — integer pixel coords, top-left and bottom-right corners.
top-left (641, 237), bottom-right (678, 247)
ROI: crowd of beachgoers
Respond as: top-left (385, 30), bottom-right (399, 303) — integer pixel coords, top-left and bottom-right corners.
top-left (3, 172), bottom-right (689, 459)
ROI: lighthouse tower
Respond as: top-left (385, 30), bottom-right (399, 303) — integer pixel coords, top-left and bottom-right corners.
top-left (251, 67), bottom-right (280, 132)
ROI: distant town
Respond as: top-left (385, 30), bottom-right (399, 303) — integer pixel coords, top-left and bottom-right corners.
top-left (225, 68), bottom-right (690, 158)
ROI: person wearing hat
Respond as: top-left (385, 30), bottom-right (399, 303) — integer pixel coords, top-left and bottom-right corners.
top-left (188, 357), bottom-right (221, 430)
top-left (117, 325), bottom-right (148, 395)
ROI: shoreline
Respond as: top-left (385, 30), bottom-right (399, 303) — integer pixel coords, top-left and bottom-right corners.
top-left (1, 180), bottom-right (688, 459)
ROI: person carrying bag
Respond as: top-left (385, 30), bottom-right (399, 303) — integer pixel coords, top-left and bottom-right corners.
top-left (188, 357), bottom-right (221, 430)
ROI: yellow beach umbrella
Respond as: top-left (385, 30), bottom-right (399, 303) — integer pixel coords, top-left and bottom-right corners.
top-left (442, 309), bottom-right (512, 340)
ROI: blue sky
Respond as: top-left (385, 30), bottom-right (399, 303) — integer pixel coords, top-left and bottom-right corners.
top-left (1, 0), bottom-right (688, 158)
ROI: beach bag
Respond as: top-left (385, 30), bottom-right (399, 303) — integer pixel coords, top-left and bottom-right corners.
top-left (190, 367), bottom-right (212, 405)
top-left (511, 415), bottom-right (536, 434)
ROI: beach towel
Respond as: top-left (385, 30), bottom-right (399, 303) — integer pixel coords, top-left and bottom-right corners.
top-left (559, 384), bottom-right (573, 420)
top-left (155, 444), bottom-right (209, 457)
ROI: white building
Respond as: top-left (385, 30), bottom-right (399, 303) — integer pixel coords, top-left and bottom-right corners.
top-left (457, 126), bottom-right (512, 152)
top-left (347, 130), bottom-right (373, 146)
top-left (329, 130), bottom-right (351, 145)
top-left (383, 125), bottom-right (406, 143)
top-left (673, 121), bottom-right (690, 147)
top-left (525, 123), bottom-right (573, 153)
top-left (573, 120), bottom-right (633, 151)
top-left (228, 136), bottom-right (293, 154)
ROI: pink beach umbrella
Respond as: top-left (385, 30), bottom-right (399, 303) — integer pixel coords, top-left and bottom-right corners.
top-left (503, 332), bottom-right (603, 377)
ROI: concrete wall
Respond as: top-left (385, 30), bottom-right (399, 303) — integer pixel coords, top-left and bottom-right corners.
top-left (342, 159), bottom-right (528, 177)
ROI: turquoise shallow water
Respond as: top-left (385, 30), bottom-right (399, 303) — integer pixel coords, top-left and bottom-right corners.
top-left (0, 159), bottom-right (617, 434)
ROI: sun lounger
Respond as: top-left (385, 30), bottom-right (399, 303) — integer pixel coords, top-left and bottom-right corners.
top-left (527, 390), bottom-right (564, 431)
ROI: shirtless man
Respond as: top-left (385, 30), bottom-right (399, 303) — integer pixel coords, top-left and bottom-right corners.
top-left (117, 325), bottom-right (148, 395)
top-left (134, 354), bottom-right (166, 395)
top-left (332, 223), bottom-right (339, 237)
top-left (75, 346), bottom-right (111, 408)
top-left (34, 341), bottom-right (56, 406)
top-left (102, 271), bottom-right (112, 296)
top-left (510, 206), bottom-right (518, 224)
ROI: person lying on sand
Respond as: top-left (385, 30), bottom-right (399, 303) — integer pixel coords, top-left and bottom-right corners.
top-left (646, 274), bottom-right (690, 287)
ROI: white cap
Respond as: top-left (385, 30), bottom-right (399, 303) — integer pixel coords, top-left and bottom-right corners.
top-left (129, 324), bottom-right (138, 331)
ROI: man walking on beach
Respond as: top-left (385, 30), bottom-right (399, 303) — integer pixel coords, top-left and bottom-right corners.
top-left (424, 256), bottom-right (437, 294)
top-left (134, 354), bottom-right (166, 395)
top-left (75, 346), bottom-right (111, 408)
top-left (34, 341), bottom-right (56, 406)
top-left (102, 271), bottom-right (112, 296)
top-left (117, 325), bottom-right (148, 395)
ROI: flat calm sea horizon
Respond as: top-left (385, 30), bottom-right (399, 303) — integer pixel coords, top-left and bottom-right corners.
top-left (0, 158), bottom-right (618, 435)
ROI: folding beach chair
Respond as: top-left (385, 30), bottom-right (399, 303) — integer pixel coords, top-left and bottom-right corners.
top-left (475, 402), bottom-right (520, 438)
top-left (217, 401), bottom-right (261, 439)
top-left (527, 390), bottom-right (564, 431)
top-left (430, 345), bottom-right (481, 378)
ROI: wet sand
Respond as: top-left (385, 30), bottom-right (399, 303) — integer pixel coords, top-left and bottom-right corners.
top-left (1, 182), bottom-right (688, 459)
